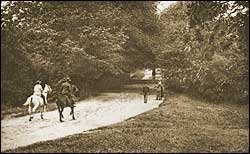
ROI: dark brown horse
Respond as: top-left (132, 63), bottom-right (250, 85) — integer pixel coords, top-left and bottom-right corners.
top-left (52, 92), bottom-right (76, 122)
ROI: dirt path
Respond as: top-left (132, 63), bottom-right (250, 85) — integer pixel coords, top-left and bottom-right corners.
top-left (1, 92), bottom-right (162, 152)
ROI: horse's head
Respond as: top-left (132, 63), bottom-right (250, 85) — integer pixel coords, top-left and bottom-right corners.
top-left (44, 84), bottom-right (53, 94)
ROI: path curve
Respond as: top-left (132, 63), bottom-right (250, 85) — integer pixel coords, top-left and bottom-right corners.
top-left (1, 92), bottom-right (162, 151)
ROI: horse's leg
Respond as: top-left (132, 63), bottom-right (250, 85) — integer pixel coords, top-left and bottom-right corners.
top-left (40, 106), bottom-right (44, 119)
top-left (43, 95), bottom-right (47, 112)
top-left (70, 108), bottom-right (72, 115)
top-left (32, 101), bottom-right (39, 113)
top-left (28, 105), bottom-right (33, 121)
top-left (29, 97), bottom-right (34, 121)
top-left (69, 98), bottom-right (74, 115)
top-left (43, 102), bottom-right (47, 112)
top-left (71, 106), bottom-right (75, 120)
top-left (61, 107), bottom-right (64, 119)
top-left (57, 105), bottom-right (63, 122)
top-left (44, 95), bottom-right (48, 107)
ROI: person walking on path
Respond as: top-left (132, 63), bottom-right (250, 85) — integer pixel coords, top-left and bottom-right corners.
top-left (155, 81), bottom-right (164, 100)
top-left (142, 86), bottom-right (150, 103)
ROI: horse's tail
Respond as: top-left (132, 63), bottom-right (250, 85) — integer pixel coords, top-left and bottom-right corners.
top-left (23, 96), bottom-right (32, 106)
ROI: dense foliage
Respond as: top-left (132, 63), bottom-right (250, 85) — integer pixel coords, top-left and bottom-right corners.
top-left (1, 1), bottom-right (249, 108)
top-left (1, 1), bottom-right (160, 107)
top-left (159, 1), bottom-right (249, 103)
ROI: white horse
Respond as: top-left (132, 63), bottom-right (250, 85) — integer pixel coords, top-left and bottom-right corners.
top-left (42, 84), bottom-right (53, 110)
top-left (23, 84), bottom-right (52, 121)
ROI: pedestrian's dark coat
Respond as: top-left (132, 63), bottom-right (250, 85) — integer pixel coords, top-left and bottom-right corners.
top-left (142, 86), bottom-right (150, 94)
top-left (142, 86), bottom-right (150, 103)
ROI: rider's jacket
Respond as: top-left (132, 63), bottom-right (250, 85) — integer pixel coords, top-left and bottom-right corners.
top-left (34, 84), bottom-right (43, 96)
top-left (61, 82), bottom-right (72, 95)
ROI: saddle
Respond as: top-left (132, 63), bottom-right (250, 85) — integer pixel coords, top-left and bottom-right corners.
top-left (62, 93), bottom-right (75, 107)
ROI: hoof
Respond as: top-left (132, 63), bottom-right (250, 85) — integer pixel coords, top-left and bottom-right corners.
top-left (41, 116), bottom-right (44, 119)
top-left (29, 116), bottom-right (33, 121)
top-left (60, 120), bottom-right (64, 122)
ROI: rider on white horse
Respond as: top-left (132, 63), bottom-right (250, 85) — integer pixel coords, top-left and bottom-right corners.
top-left (34, 80), bottom-right (47, 105)
top-left (23, 80), bottom-right (52, 121)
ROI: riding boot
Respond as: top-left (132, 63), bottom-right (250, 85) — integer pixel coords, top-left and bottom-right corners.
top-left (41, 94), bottom-right (47, 105)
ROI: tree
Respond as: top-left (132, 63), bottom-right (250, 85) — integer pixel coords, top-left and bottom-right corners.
top-left (1, 1), bottom-right (161, 106)
top-left (159, 1), bottom-right (249, 103)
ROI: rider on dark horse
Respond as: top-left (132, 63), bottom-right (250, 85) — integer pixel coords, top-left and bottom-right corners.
top-left (60, 77), bottom-right (78, 106)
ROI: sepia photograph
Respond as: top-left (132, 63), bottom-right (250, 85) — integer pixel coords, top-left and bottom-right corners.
top-left (1, 1), bottom-right (249, 153)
